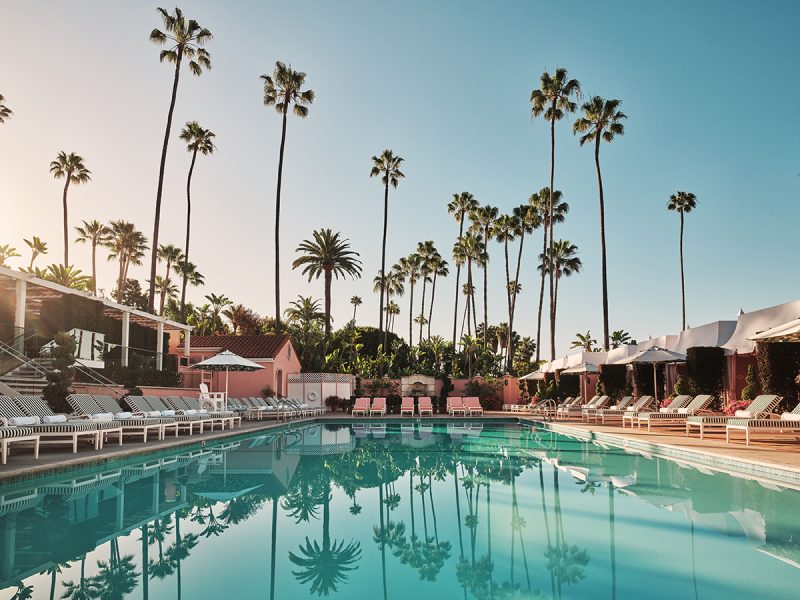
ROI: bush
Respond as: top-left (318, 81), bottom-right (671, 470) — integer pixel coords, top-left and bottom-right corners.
top-left (598, 364), bottom-right (627, 399)
top-left (386, 394), bottom-right (402, 414)
top-left (725, 399), bottom-right (751, 416)
top-left (262, 386), bottom-right (275, 398)
top-left (354, 376), bottom-right (363, 397)
top-left (325, 395), bottom-right (343, 412)
top-left (756, 341), bottom-right (800, 410)
top-left (43, 331), bottom-right (77, 414)
top-left (633, 364), bottom-right (665, 398)
top-left (686, 347), bottom-right (725, 396)
top-left (438, 375), bottom-right (453, 414)
top-left (557, 374), bottom-right (580, 399)
top-left (741, 365), bottom-right (760, 400)
top-left (464, 377), bottom-right (503, 409)
top-left (673, 374), bottom-right (687, 397)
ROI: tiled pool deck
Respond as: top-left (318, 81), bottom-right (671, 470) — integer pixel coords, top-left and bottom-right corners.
top-left (1, 412), bottom-right (799, 487)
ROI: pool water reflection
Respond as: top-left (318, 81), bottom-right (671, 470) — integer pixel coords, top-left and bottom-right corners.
top-left (0, 422), bottom-right (799, 599)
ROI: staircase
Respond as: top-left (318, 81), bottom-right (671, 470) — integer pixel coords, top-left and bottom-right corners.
top-left (0, 357), bottom-right (54, 395)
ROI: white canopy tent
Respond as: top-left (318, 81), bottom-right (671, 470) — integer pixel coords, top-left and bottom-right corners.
top-left (617, 347), bottom-right (687, 402)
top-left (749, 317), bottom-right (800, 343)
top-left (723, 299), bottom-right (800, 355)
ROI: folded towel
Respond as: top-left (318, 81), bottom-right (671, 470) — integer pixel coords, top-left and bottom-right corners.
top-left (184, 409), bottom-right (197, 416)
top-left (677, 407), bottom-right (689, 414)
top-left (659, 408), bottom-right (671, 413)
top-left (115, 412), bottom-right (133, 420)
top-left (92, 412), bottom-right (114, 421)
top-left (145, 411), bottom-right (161, 418)
top-left (198, 409), bottom-right (208, 414)
top-left (9, 416), bottom-right (39, 426)
top-left (42, 414), bottom-right (67, 424)
top-left (780, 412), bottom-right (800, 422)
top-left (735, 410), bottom-right (752, 418)
top-left (161, 410), bottom-right (176, 417)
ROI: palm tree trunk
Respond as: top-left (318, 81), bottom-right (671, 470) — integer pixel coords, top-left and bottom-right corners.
top-left (62, 178), bottom-right (71, 266)
top-left (274, 108), bottom-right (288, 333)
top-left (503, 237), bottom-right (511, 370)
top-left (379, 179), bottom-right (389, 351)
top-left (380, 483), bottom-right (388, 600)
top-left (508, 229), bottom-right (525, 370)
top-left (536, 223), bottom-right (547, 362)
top-left (180, 147), bottom-right (198, 321)
top-left (149, 50), bottom-right (183, 313)
top-left (90, 240), bottom-right (98, 294)
top-left (427, 272), bottom-right (437, 339)
top-left (141, 525), bottom-right (149, 600)
top-left (548, 108), bottom-right (556, 361)
top-left (159, 258), bottom-right (171, 316)
top-left (553, 270), bottom-right (560, 344)
top-left (608, 482), bottom-right (617, 600)
top-left (418, 278), bottom-right (427, 344)
top-left (679, 211), bottom-right (686, 330)
top-left (324, 268), bottom-right (332, 338)
top-left (352, 304), bottom-right (357, 322)
top-left (452, 215), bottom-right (465, 345)
top-left (595, 136), bottom-right (610, 350)
top-left (465, 260), bottom-right (472, 337)
top-left (270, 497), bottom-right (278, 600)
top-left (408, 279), bottom-right (415, 346)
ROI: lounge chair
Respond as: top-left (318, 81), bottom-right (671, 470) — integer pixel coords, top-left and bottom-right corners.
top-left (163, 397), bottom-right (224, 430)
top-left (5, 395), bottom-right (122, 451)
top-left (266, 397), bottom-right (294, 419)
top-left (182, 396), bottom-right (241, 428)
top-left (622, 394), bottom-right (690, 428)
top-left (560, 396), bottom-right (608, 419)
top-left (230, 398), bottom-right (272, 420)
top-left (463, 397), bottom-right (484, 416)
top-left (0, 423), bottom-right (39, 464)
top-left (94, 394), bottom-right (180, 437)
top-left (418, 397), bottom-right (434, 417)
top-left (447, 397), bottom-right (467, 416)
top-left (726, 400), bottom-right (800, 446)
top-left (556, 396), bottom-right (596, 417)
top-left (585, 396), bottom-right (633, 422)
top-left (685, 394), bottom-right (782, 439)
top-left (370, 397), bottom-right (387, 417)
top-left (352, 397), bottom-right (370, 417)
top-left (67, 394), bottom-right (169, 443)
top-left (126, 396), bottom-right (207, 434)
top-left (400, 397), bottom-right (415, 417)
top-left (635, 395), bottom-right (713, 430)
top-left (596, 396), bottom-right (651, 426)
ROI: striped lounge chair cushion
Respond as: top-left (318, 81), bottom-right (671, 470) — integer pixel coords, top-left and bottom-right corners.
top-left (112, 418), bottom-right (167, 428)
top-left (0, 427), bottom-right (35, 438)
top-left (29, 422), bottom-right (99, 433)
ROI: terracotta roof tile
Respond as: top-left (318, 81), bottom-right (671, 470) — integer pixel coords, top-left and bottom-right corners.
top-left (180, 334), bottom-right (290, 359)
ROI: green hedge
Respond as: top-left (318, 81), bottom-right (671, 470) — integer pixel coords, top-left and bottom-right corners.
top-left (633, 363), bottom-right (665, 397)
top-left (686, 346), bottom-right (725, 395)
top-left (598, 364), bottom-right (627, 399)
top-left (756, 342), bottom-right (800, 411)
top-left (557, 373), bottom-right (580, 399)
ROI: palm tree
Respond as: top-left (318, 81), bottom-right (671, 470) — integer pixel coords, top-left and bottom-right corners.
top-left (49, 151), bottom-right (91, 267)
top-left (23, 236), bottom-right (48, 270)
top-left (507, 201), bottom-right (540, 370)
top-left (0, 93), bottom-right (12, 123)
top-left (350, 296), bottom-right (362, 323)
top-left (285, 295), bottom-right (326, 364)
top-left (157, 243), bottom-right (184, 315)
top-left (453, 233), bottom-right (485, 339)
top-left (292, 229), bottom-right (362, 338)
top-left (530, 67), bottom-right (581, 360)
top-left (173, 261), bottom-right (204, 313)
top-left (397, 253), bottom-right (422, 346)
top-left (370, 149), bottom-right (405, 348)
top-left (415, 241), bottom-right (437, 344)
top-left (0, 244), bottom-right (20, 267)
top-left (262, 61), bottom-right (315, 332)
top-left (385, 301), bottom-right (401, 333)
top-left (532, 188), bottom-right (568, 361)
top-left (493, 214), bottom-right (516, 366)
top-left (205, 292), bottom-right (232, 323)
top-left (178, 121), bottom-right (215, 320)
top-left (667, 191), bottom-right (697, 330)
top-left (539, 240), bottom-right (582, 351)
top-left (147, 6), bottom-right (212, 312)
top-left (571, 331), bottom-right (597, 351)
top-left (610, 329), bottom-right (632, 348)
top-left (447, 192), bottom-right (479, 345)
top-left (374, 265), bottom-right (405, 347)
top-left (104, 220), bottom-right (148, 300)
top-left (469, 205), bottom-right (498, 350)
top-left (74, 220), bottom-right (110, 294)
top-left (427, 255), bottom-right (449, 340)
top-left (573, 96), bottom-right (626, 350)
top-left (59, 555), bottom-right (98, 600)
top-left (154, 275), bottom-right (178, 310)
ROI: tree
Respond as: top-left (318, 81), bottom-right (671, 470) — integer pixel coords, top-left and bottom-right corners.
top-left (223, 303), bottom-right (260, 335)
top-left (469, 205), bottom-right (498, 350)
top-left (447, 192), bottom-right (479, 345)
top-left (105, 220), bottom-right (148, 302)
top-left (205, 293), bottom-right (232, 325)
top-left (667, 191), bottom-right (697, 330)
top-left (49, 151), bottom-right (91, 267)
top-left (41, 264), bottom-right (93, 291)
top-left (571, 331), bottom-right (597, 351)
top-left (23, 236), bottom-right (48, 270)
top-left (573, 96), bottom-right (626, 350)
top-left (147, 6), bottom-right (212, 312)
top-left (0, 93), bottom-right (12, 123)
top-left (610, 329), bottom-right (632, 348)
top-left (0, 244), bottom-right (20, 267)
top-left (178, 121), bottom-right (215, 320)
top-left (415, 241), bottom-right (438, 344)
top-left (507, 201), bottom-right (540, 370)
top-left (292, 229), bottom-right (362, 338)
top-left (173, 260), bottom-right (204, 304)
top-left (532, 188), bottom-right (568, 361)
top-left (156, 243), bottom-right (184, 315)
top-left (75, 220), bottom-right (111, 294)
top-left (493, 214), bottom-right (516, 367)
top-left (262, 61), bottom-right (315, 332)
top-left (374, 264), bottom-right (405, 348)
top-left (350, 296), bottom-right (362, 323)
top-left (154, 275), bottom-right (178, 311)
top-left (427, 255), bottom-right (449, 340)
top-left (370, 149), bottom-right (405, 349)
top-left (530, 67), bottom-right (581, 360)
top-left (397, 253), bottom-right (422, 346)
top-left (453, 232), bottom-right (485, 339)
top-left (539, 240), bottom-right (582, 351)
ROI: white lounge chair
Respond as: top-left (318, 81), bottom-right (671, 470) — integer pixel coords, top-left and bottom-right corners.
top-left (726, 400), bottom-right (800, 446)
top-left (635, 395), bottom-right (714, 430)
top-left (686, 395), bottom-right (782, 439)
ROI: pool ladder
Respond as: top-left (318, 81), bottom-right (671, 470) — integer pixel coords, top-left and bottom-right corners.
top-left (538, 399), bottom-right (557, 422)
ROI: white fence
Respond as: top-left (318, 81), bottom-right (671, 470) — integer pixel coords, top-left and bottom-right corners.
top-left (287, 373), bottom-right (354, 409)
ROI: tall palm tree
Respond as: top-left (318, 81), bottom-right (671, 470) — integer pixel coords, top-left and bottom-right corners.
top-left (75, 219), bottom-right (111, 294)
top-left (0, 93), bottom-right (12, 123)
top-left (23, 236), bottom-right (48, 270)
top-left (292, 229), bottom-right (362, 338)
top-left (453, 232), bottom-right (485, 339)
top-left (104, 220), bottom-right (148, 301)
top-left (350, 296), bottom-right (362, 323)
top-left (147, 6), bottom-right (212, 312)
top-left (571, 331), bottom-right (597, 351)
top-left (532, 188), bottom-right (568, 361)
top-left (385, 301), bottom-right (400, 334)
top-left (178, 121), bottom-right (215, 320)
top-left (262, 61), bottom-right (315, 332)
top-left (447, 192), bottom-right (479, 345)
top-left (507, 201), bottom-right (540, 369)
top-left (285, 295), bottom-right (326, 364)
top-left (154, 275), bottom-right (178, 310)
top-left (205, 292), bottom-right (232, 323)
top-left (427, 255), bottom-right (449, 340)
top-left (173, 260), bottom-right (205, 294)
top-left (49, 151), bottom-right (91, 267)
top-left (469, 205), bottom-right (498, 350)
top-left (397, 253), bottom-right (422, 346)
top-left (374, 264), bottom-right (405, 347)
top-left (610, 329), bottom-right (632, 348)
top-left (493, 214), bottom-right (516, 366)
top-left (157, 243), bottom-right (184, 315)
top-left (415, 241), bottom-right (437, 344)
top-left (539, 240), bottom-right (582, 350)
top-left (667, 191), bottom-right (697, 330)
top-left (530, 67), bottom-right (581, 360)
top-left (573, 96), bottom-right (626, 350)
top-left (370, 149), bottom-right (405, 348)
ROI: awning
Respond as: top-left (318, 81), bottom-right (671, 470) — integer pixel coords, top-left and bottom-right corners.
top-left (749, 317), bottom-right (800, 343)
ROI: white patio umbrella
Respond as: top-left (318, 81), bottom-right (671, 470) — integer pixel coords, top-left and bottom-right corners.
top-left (190, 350), bottom-right (264, 404)
top-left (561, 362), bottom-right (600, 401)
top-left (617, 347), bottom-right (686, 402)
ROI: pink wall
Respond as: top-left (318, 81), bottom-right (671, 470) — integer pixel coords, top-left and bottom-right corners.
top-left (356, 376), bottom-right (522, 405)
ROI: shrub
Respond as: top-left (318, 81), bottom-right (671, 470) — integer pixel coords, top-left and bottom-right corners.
top-left (353, 376), bottom-right (363, 397)
top-left (558, 374), bottom-right (580, 399)
top-left (686, 347), bottom-right (725, 396)
top-left (386, 394), bottom-right (402, 414)
top-left (464, 377), bottom-right (503, 409)
top-left (262, 386), bottom-right (275, 398)
top-left (725, 399), bottom-right (751, 416)
top-left (43, 331), bottom-right (77, 413)
top-left (598, 364), bottom-right (627, 399)
top-left (438, 375), bottom-right (453, 414)
top-left (325, 395), bottom-right (343, 412)
top-left (673, 374), bottom-right (687, 397)
top-left (633, 364), bottom-right (665, 398)
top-left (741, 365), bottom-right (760, 401)
top-left (756, 341), bottom-right (800, 410)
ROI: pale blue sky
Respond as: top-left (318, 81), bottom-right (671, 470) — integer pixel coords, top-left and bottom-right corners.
top-left (1, 0), bottom-right (798, 356)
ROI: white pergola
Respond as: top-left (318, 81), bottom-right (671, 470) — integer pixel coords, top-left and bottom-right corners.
top-left (0, 266), bottom-right (192, 370)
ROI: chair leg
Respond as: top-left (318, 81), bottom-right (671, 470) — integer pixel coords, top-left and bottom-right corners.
top-left (34, 438), bottom-right (40, 459)
top-left (73, 435), bottom-right (78, 454)
top-left (2, 440), bottom-right (7, 465)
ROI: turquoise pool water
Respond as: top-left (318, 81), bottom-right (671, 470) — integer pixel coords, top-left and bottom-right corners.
top-left (0, 421), bottom-right (799, 599)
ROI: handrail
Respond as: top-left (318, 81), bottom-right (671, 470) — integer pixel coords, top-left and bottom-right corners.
top-left (538, 399), bottom-right (557, 422)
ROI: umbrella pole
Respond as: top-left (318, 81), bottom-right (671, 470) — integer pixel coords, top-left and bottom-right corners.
top-left (653, 363), bottom-right (658, 403)
top-left (225, 368), bottom-right (229, 412)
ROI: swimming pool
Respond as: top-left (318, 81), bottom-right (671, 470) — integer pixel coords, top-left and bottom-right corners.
top-left (1, 421), bottom-right (798, 599)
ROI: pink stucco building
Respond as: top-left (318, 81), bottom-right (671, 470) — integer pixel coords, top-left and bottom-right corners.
top-left (178, 334), bottom-right (301, 398)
